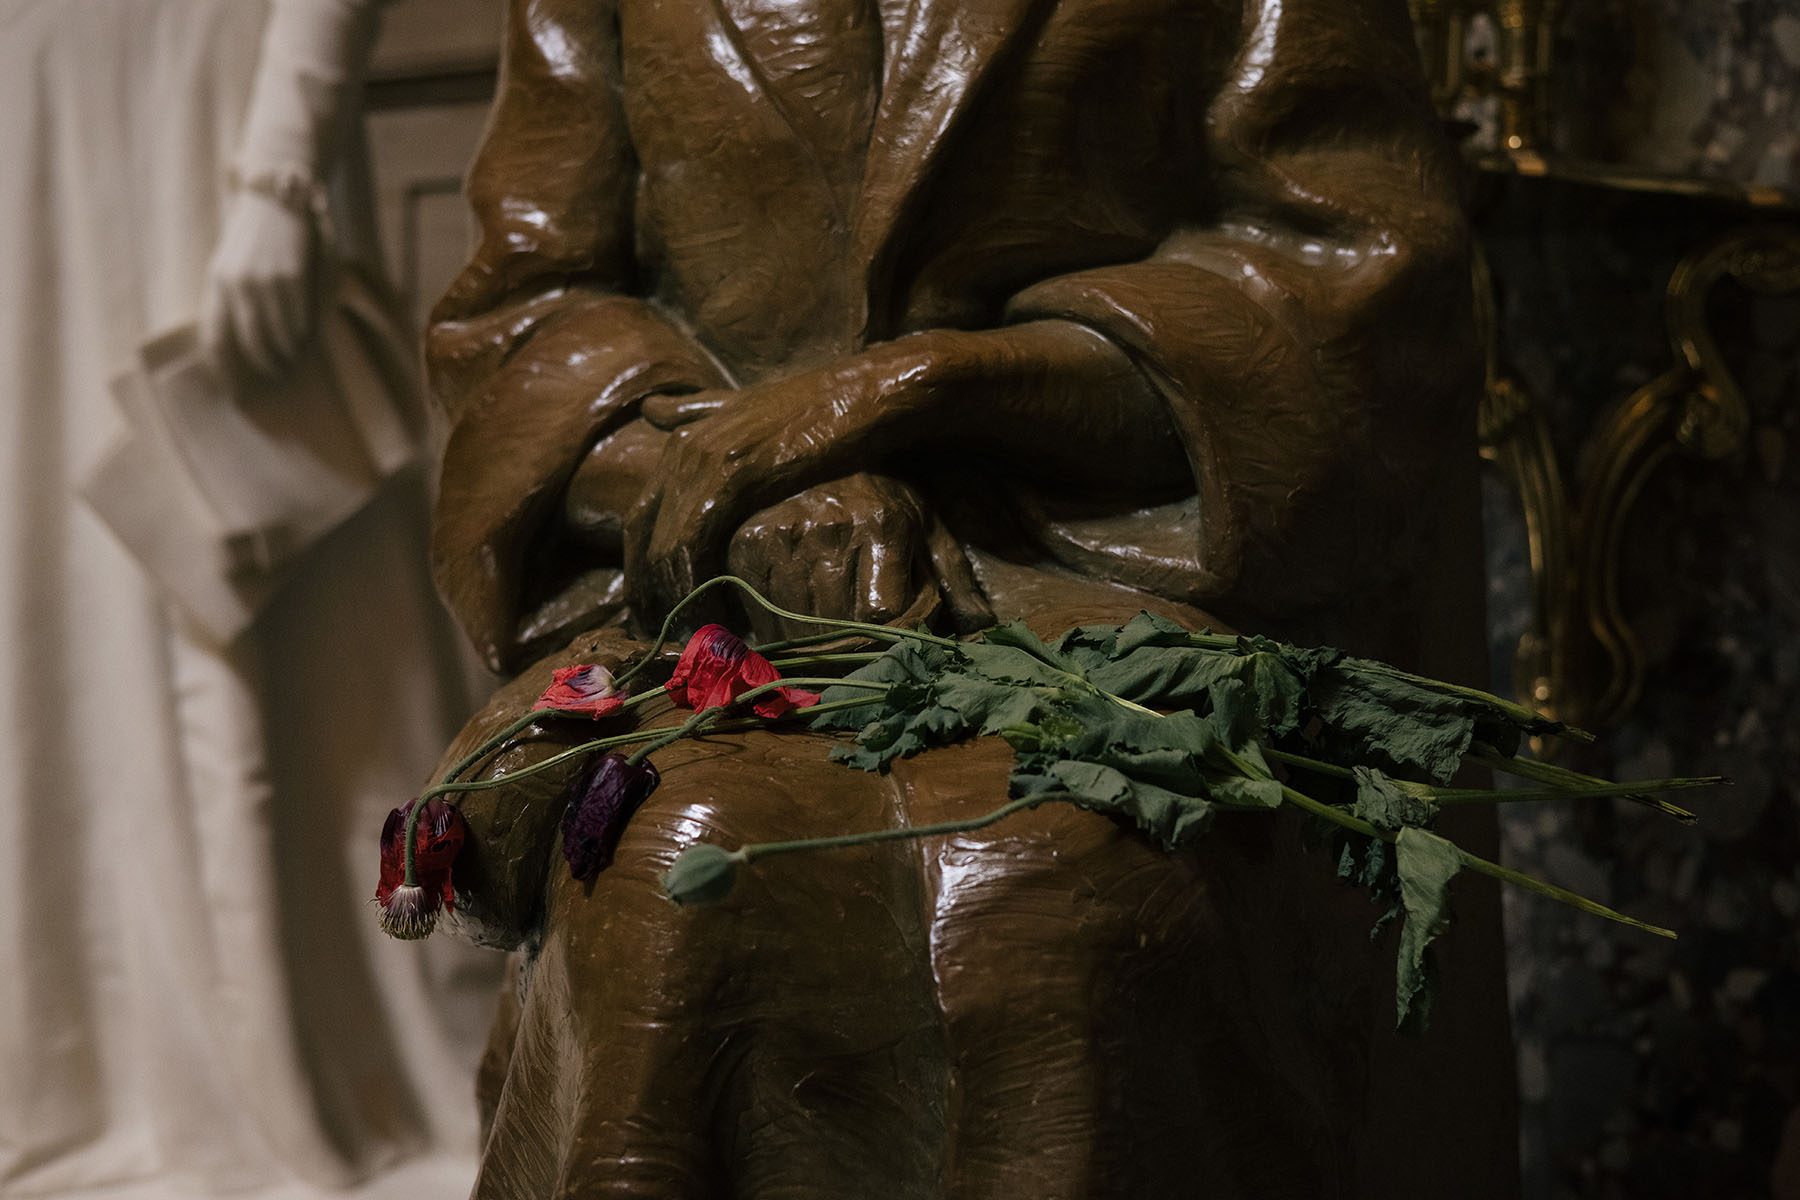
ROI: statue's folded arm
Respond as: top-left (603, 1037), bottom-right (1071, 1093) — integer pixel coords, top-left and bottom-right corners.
top-left (426, 0), bottom-right (1475, 672)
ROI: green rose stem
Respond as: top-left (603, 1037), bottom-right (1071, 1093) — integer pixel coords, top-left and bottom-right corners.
top-left (1272, 783), bottom-right (1675, 938)
top-left (767, 652), bottom-right (886, 670)
top-left (1470, 746), bottom-right (1704, 822)
top-left (623, 677), bottom-right (890, 767)
top-left (663, 795), bottom-right (1054, 905)
top-left (1429, 777), bottom-right (1721, 806)
top-left (398, 682), bottom-right (892, 887)
top-left (1261, 746), bottom-right (1713, 819)
top-left (753, 629), bottom-right (882, 654)
top-left (1039, 664), bottom-right (1160, 716)
top-left (434, 688), bottom-right (676, 791)
top-left (611, 575), bottom-right (958, 693)
top-left (1210, 746), bottom-right (1676, 940)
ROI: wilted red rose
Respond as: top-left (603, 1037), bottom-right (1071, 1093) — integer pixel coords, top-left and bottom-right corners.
top-left (375, 797), bottom-right (466, 939)
top-left (664, 624), bottom-right (819, 718)
top-left (534, 664), bottom-right (623, 718)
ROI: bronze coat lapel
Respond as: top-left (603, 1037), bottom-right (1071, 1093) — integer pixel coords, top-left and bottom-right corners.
top-left (848, 0), bottom-right (1058, 339)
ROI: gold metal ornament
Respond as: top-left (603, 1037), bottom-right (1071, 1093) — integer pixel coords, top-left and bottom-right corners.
top-left (1478, 226), bottom-right (1800, 733)
top-left (1410, 0), bottom-right (1560, 153)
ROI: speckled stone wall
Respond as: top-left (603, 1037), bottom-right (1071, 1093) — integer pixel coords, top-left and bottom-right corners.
top-left (1476, 174), bottom-right (1800, 1198)
top-left (1554, 0), bottom-right (1800, 190)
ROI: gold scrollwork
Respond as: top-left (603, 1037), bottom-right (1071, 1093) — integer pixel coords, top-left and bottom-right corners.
top-left (1478, 226), bottom-right (1800, 733)
top-left (1410, 0), bottom-right (1561, 152)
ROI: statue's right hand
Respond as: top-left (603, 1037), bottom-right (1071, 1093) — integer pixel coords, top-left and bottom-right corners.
top-left (726, 474), bottom-right (994, 639)
top-left (727, 472), bottom-right (929, 631)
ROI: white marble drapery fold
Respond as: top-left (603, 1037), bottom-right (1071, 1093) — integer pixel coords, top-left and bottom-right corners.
top-left (0, 3), bottom-right (499, 1195)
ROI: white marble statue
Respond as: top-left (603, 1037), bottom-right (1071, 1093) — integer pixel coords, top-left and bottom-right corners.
top-left (0, 1), bottom-right (497, 1195)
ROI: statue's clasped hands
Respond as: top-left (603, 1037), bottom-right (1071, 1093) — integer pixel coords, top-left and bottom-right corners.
top-left (625, 356), bottom-right (989, 632)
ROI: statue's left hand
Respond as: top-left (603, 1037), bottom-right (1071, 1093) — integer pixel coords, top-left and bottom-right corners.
top-left (625, 387), bottom-right (805, 620)
top-left (198, 188), bottom-right (320, 384)
top-left (624, 355), bottom-right (910, 618)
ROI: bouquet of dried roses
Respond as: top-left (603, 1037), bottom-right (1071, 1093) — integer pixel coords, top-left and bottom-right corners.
top-left (374, 576), bottom-right (1720, 1029)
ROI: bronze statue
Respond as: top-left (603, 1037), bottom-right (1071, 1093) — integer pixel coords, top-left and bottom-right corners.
top-left (426, 0), bottom-right (1519, 1193)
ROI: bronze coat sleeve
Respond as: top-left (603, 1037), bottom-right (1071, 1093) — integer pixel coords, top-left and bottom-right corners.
top-left (1004, 0), bottom-right (1478, 638)
top-left (426, 0), bottom-right (727, 670)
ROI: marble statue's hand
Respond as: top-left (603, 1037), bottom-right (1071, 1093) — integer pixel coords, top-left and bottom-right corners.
top-left (726, 473), bottom-right (929, 630)
top-left (199, 188), bottom-right (320, 383)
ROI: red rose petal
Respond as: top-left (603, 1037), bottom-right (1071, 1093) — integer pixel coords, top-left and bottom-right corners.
top-left (665, 624), bottom-right (817, 717)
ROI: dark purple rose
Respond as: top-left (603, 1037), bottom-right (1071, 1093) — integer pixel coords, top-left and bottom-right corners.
top-left (561, 753), bottom-right (661, 883)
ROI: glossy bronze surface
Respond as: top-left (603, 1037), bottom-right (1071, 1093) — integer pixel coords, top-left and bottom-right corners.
top-left (426, 0), bottom-right (1516, 1193)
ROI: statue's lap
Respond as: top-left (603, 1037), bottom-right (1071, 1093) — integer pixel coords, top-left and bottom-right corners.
top-left (464, 577), bottom-right (1383, 1198)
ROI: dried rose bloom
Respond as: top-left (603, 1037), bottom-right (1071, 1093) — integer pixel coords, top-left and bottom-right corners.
top-left (665, 624), bottom-right (819, 718)
top-left (561, 752), bottom-right (661, 883)
top-left (534, 663), bottom-right (624, 718)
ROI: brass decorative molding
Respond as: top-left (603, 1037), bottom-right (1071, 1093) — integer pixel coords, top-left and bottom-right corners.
top-left (1470, 150), bottom-right (1800, 213)
top-left (1478, 225), bottom-right (1800, 732)
top-left (1411, 0), bottom-right (1562, 152)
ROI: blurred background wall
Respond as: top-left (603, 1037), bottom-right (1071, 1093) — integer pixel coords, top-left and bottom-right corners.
top-left (1480, 182), bottom-right (1800, 1199)
top-left (364, 0), bottom-right (502, 333)
top-left (363, 3), bottom-right (1800, 1196)
top-left (1415, 3), bottom-right (1800, 1196)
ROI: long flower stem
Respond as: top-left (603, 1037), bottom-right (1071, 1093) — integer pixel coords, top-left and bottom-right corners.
top-left (1473, 746), bottom-right (1704, 822)
top-left (1467, 852), bottom-right (1674, 936)
top-left (1474, 745), bottom-right (1622, 789)
top-left (1264, 746), bottom-right (1714, 815)
top-left (400, 681), bottom-right (891, 885)
top-left (1432, 777), bottom-right (1722, 805)
top-left (1274, 783), bottom-right (1675, 939)
top-left (439, 710), bottom-right (545, 785)
top-left (734, 795), bottom-right (1051, 864)
top-left (435, 689), bottom-right (673, 791)
top-left (612, 575), bottom-right (956, 692)
top-left (1215, 745), bottom-right (1675, 939)
top-left (420, 734), bottom-right (646, 801)
top-left (752, 629), bottom-right (879, 654)
top-left (1048, 666), bottom-right (1158, 715)
top-left (767, 652), bottom-right (886, 670)
top-left (1263, 747), bottom-right (1356, 780)
top-left (625, 677), bottom-right (890, 766)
